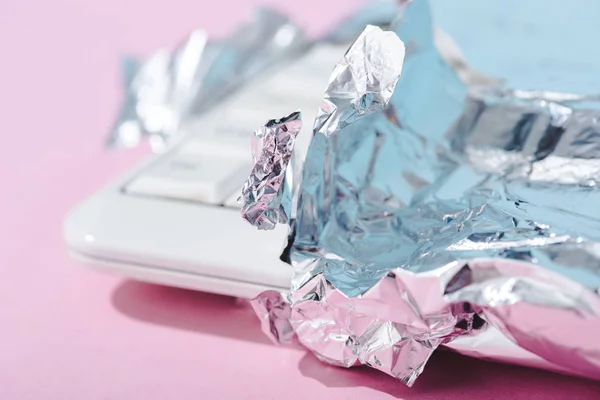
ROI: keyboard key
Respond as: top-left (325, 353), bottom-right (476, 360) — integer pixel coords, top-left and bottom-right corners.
top-left (126, 151), bottom-right (250, 204)
top-left (179, 127), bottom-right (251, 160)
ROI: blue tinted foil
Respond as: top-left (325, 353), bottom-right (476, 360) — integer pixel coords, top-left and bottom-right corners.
top-left (251, 0), bottom-right (600, 387)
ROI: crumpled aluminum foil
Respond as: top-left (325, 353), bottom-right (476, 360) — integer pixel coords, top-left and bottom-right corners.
top-left (246, 0), bottom-right (600, 387)
top-left (240, 111), bottom-right (303, 230)
top-left (107, 7), bottom-right (309, 151)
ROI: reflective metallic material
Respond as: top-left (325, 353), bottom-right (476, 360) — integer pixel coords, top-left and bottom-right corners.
top-left (249, 290), bottom-right (294, 343)
top-left (240, 111), bottom-right (302, 230)
top-left (249, 0), bottom-right (600, 387)
top-left (313, 25), bottom-right (405, 137)
top-left (108, 8), bottom-right (309, 151)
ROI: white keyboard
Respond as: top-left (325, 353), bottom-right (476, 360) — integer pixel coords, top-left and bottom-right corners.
top-left (124, 43), bottom-right (344, 208)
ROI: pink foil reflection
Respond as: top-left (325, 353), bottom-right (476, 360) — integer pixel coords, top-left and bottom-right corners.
top-left (252, 258), bottom-right (600, 385)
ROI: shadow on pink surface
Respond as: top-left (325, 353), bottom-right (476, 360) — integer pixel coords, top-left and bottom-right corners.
top-left (112, 280), bottom-right (600, 399)
top-left (111, 280), bottom-right (276, 345)
top-left (297, 351), bottom-right (600, 399)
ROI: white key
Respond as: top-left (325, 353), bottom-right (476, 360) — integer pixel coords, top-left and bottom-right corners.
top-left (126, 151), bottom-right (250, 204)
top-left (180, 124), bottom-right (252, 160)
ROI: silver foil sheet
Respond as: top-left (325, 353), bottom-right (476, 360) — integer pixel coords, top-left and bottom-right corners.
top-left (247, 0), bottom-right (600, 387)
top-left (108, 8), bottom-right (309, 151)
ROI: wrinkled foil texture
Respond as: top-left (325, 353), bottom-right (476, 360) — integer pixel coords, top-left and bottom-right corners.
top-left (240, 111), bottom-right (302, 230)
top-left (250, 0), bottom-right (600, 387)
top-left (108, 7), bottom-right (309, 151)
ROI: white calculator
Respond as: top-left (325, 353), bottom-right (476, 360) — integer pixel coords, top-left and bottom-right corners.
top-left (63, 31), bottom-right (482, 299)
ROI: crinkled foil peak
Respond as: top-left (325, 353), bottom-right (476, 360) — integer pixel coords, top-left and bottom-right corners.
top-left (240, 111), bottom-right (302, 230)
top-left (314, 24), bottom-right (405, 137)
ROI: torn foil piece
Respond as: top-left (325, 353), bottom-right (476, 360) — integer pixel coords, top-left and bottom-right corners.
top-left (313, 25), bottom-right (405, 137)
top-left (108, 8), bottom-right (309, 151)
top-left (251, 0), bottom-right (600, 387)
top-left (240, 111), bottom-right (302, 230)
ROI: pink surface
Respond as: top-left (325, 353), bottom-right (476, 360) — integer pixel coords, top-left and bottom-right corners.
top-left (0, 0), bottom-right (599, 398)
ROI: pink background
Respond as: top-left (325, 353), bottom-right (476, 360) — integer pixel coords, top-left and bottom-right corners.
top-left (1, 0), bottom-right (599, 398)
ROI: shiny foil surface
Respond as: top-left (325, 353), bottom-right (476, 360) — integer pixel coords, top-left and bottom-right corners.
top-left (313, 25), bottom-right (405, 137)
top-left (108, 8), bottom-right (309, 151)
top-left (240, 111), bottom-right (302, 230)
top-left (249, 0), bottom-right (600, 387)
